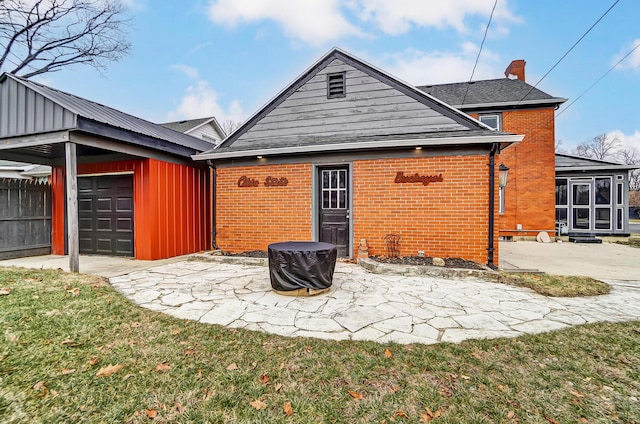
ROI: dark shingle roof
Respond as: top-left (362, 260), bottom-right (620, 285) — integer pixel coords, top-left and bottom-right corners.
top-left (556, 153), bottom-right (638, 170)
top-left (418, 78), bottom-right (566, 109)
top-left (161, 117), bottom-right (214, 133)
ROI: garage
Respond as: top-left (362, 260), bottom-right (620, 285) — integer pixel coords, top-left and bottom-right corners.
top-left (78, 174), bottom-right (134, 256)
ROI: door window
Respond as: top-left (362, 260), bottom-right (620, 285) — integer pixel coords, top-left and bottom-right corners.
top-left (322, 169), bottom-right (347, 209)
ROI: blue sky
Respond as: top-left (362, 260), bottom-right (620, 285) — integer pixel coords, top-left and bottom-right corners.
top-left (40, 0), bottom-right (640, 153)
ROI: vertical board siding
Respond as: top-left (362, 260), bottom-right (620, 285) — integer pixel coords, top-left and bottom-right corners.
top-left (0, 77), bottom-right (75, 138)
top-left (51, 158), bottom-right (210, 259)
top-left (0, 178), bottom-right (52, 259)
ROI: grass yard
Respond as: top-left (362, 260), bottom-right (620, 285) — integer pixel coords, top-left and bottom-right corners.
top-left (1, 267), bottom-right (639, 423)
top-left (498, 273), bottom-right (611, 297)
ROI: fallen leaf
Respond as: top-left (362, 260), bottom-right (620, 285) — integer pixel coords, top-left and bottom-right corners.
top-left (203, 388), bottom-right (216, 401)
top-left (274, 383), bottom-right (283, 392)
top-left (61, 368), bottom-right (76, 375)
top-left (226, 363), bottom-right (239, 370)
top-left (508, 411), bottom-right (515, 419)
top-left (0, 287), bottom-right (11, 295)
top-left (395, 410), bottom-right (409, 419)
top-left (171, 329), bottom-right (181, 335)
top-left (497, 384), bottom-right (507, 392)
top-left (174, 402), bottom-right (185, 413)
top-left (348, 390), bottom-right (363, 400)
top-left (570, 389), bottom-right (586, 398)
top-left (49, 389), bottom-right (58, 397)
top-left (460, 374), bottom-right (471, 380)
top-left (155, 363), bottom-right (171, 372)
top-left (33, 381), bottom-right (47, 390)
top-left (250, 399), bottom-right (267, 410)
top-left (96, 364), bottom-right (124, 377)
top-left (123, 373), bottom-right (135, 380)
top-left (88, 356), bottom-right (99, 366)
top-left (61, 338), bottom-right (81, 347)
top-left (67, 287), bottom-right (80, 296)
top-left (283, 401), bottom-right (293, 416)
top-left (545, 417), bottom-right (559, 424)
top-left (130, 322), bottom-right (141, 328)
top-left (145, 409), bottom-right (157, 418)
top-left (196, 369), bottom-right (202, 378)
top-left (384, 348), bottom-right (393, 358)
top-left (580, 418), bottom-right (588, 423)
top-left (260, 373), bottom-right (270, 384)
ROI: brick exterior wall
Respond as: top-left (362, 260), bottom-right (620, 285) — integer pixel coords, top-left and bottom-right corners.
top-left (215, 153), bottom-right (499, 266)
top-left (215, 163), bottom-right (313, 252)
top-left (471, 108), bottom-right (556, 237)
top-left (352, 154), bottom-right (498, 264)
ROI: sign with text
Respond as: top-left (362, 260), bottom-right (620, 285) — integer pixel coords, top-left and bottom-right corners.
top-left (394, 171), bottom-right (443, 186)
top-left (237, 176), bottom-right (289, 187)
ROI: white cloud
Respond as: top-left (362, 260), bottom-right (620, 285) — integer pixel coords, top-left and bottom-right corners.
top-left (207, 0), bottom-right (519, 45)
top-left (170, 64), bottom-right (200, 80)
top-left (382, 44), bottom-right (501, 86)
top-left (608, 129), bottom-right (640, 152)
top-left (167, 80), bottom-right (245, 123)
top-left (208, 0), bottom-right (363, 46)
top-left (614, 39), bottom-right (640, 71)
top-left (349, 0), bottom-right (519, 35)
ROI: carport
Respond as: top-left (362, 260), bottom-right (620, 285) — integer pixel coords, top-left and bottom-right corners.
top-left (0, 73), bottom-right (213, 271)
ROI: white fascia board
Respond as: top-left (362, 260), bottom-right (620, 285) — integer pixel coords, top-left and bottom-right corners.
top-left (193, 134), bottom-right (524, 161)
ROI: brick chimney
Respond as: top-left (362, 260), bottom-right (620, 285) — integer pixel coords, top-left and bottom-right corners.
top-left (504, 59), bottom-right (526, 81)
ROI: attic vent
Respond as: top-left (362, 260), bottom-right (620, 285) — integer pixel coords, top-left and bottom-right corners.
top-left (327, 72), bottom-right (346, 98)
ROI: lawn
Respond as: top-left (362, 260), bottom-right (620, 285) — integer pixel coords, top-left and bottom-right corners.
top-left (1, 267), bottom-right (639, 423)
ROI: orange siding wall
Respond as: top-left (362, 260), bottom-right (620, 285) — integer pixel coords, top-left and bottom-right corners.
top-left (216, 163), bottom-right (312, 252)
top-left (471, 108), bottom-right (556, 236)
top-left (352, 155), bottom-right (498, 264)
top-left (51, 158), bottom-right (210, 260)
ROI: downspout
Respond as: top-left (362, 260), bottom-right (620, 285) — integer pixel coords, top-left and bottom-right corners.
top-left (207, 160), bottom-right (219, 250)
top-left (487, 143), bottom-right (499, 270)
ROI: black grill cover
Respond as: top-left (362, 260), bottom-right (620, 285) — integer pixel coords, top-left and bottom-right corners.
top-left (268, 241), bottom-right (337, 291)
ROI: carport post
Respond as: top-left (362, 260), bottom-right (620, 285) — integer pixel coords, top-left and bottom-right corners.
top-left (65, 142), bottom-right (80, 273)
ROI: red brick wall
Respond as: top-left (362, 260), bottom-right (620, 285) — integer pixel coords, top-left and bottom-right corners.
top-left (471, 108), bottom-right (556, 236)
top-left (352, 154), bottom-right (498, 264)
top-left (216, 163), bottom-right (313, 252)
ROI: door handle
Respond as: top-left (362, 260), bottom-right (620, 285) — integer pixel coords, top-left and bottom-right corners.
top-left (346, 209), bottom-right (350, 219)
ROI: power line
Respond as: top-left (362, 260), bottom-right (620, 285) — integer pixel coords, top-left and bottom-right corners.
top-left (516, 0), bottom-right (620, 105)
top-left (556, 40), bottom-right (640, 118)
top-left (460, 0), bottom-right (498, 107)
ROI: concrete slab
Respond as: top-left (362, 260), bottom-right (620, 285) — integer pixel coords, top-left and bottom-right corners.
top-left (500, 241), bottom-right (640, 281)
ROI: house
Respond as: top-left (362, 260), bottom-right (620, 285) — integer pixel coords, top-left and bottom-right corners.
top-left (161, 116), bottom-right (225, 145)
top-left (555, 153), bottom-right (638, 235)
top-left (193, 48), bottom-right (522, 267)
top-left (420, 61), bottom-right (567, 239)
top-left (0, 73), bottom-right (213, 269)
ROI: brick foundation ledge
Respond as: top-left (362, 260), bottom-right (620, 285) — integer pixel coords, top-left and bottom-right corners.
top-left (357, 258), bottom-right (499, 281)
top-left (188, 253), bottom-right (267, 267)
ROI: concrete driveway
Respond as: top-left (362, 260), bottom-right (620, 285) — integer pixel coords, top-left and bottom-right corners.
top-left (500, 241), bottom-right (640, 281)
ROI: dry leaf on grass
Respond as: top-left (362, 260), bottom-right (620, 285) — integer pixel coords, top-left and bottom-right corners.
top-left (203, 388), bottom-right (216, 401)
top-left (545, 417), bottom-right (559, 424)
top-left (259, 373), bottom-right (270, 384)
top-left (155, 363), bottom-right (171, 372)
top-left (171, 329), bottom-right (181, 335)
top-left (174, 402), bottom-right (185, 413)
top-left (67, 287), bottom-right (80, 296)
top-left (274, 383), bottom-right (283, 392)
top-left (250, 399), bottom-right (267, 410)
top-left (61, 368), bottom-right (76, 375)
top-left (130, 322), bottom-right (141, 328)
top-left (0, 287), bottom-right (11, 295)
top-left (226, 363), bottom-right (239, 370)
top-left (61, 339), bottom-right (81, 347)
top-left (420, 407), bottom-right (442, 422)
top-left (384, 348), bottom-right (393, 358)
top-left (283, 402), bottom-right (293, 416)
top-left (570, 389), bottom-right (586, 398)
top-left (145, 409), bottom-right (157, 418)
top-left (497, 384), bottom-right (507, 392)
top-left (348, 390), bottom-right (363, 400)
top-left (395, 410), bottom-right (409, 419)
top-left (88, 356), bottom-right (99, 366)
top-left (96, 364), bottom-right (124, 377)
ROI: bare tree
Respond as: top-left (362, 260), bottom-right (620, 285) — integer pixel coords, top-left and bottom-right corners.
top-left (555, 139), bottom-right (566, 153)
top-left (573, 133), bottom-right (621, 160)
top-left (618, 147), bottom-right (640, 192)
top-left (221, 119), bottom-right (242, 137)
top-left (0, 0), bottom-right (131, 78)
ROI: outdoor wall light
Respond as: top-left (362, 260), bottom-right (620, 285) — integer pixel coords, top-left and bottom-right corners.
top-left (415, 146), bottom-right (422, 150)
top-left (498, 163), bottom-right (510, 188)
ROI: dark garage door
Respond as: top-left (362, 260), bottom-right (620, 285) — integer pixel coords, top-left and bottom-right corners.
top-left (78, 175), bottom-right (134, 256)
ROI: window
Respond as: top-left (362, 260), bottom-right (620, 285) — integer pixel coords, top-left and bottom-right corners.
top-left (595, 177), bottom-right (611, 205)
top-left (322, 169), bottom-right (347, 209)
top-left (327, 72), bottom-right (346, 98)
top-left (616, 182), bottom-right (624, 205)
top-left (479, 113), bottom-right (501, 130)
top-left (499, 186), bottom-right (505, 214)
top-left (555, 178), bottom-right (568, 233)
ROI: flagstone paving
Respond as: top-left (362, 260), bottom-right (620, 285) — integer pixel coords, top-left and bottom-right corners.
top-left (108, 260), bottom-right (640, 345)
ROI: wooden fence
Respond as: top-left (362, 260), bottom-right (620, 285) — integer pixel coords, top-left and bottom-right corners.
top-left (0, 178), bottom-right (52, 260)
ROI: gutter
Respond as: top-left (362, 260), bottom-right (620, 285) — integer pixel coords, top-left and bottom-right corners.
top-left (207, 160), bottom-right (219, 250)
top-left (487, 143), bottom-right (499, 270)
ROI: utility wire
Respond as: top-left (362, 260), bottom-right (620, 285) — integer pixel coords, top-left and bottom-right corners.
top-left (556, 40), bottom-right (640, 118)
top-left (516, 0), bottom-right (620, 105)
top-left (460, 0), bottom-right (498, 107)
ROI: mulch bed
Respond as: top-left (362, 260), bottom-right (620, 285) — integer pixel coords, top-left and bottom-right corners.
top-left (222, 250), bottom-right (268, 258)
top-left (370, 255), bottom-right (486, 270)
